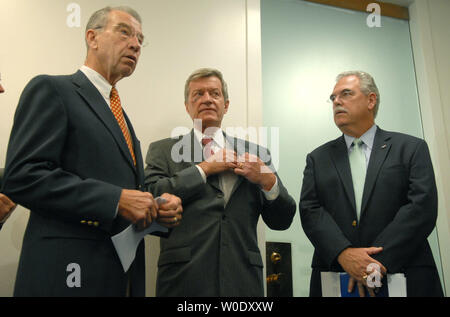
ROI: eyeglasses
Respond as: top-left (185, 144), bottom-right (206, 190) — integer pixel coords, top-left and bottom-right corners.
top-left (114, 23), bottom-right (148, 48)
top-left (328, 89), bottom-right (355, 103)
top-left (95, 23), bottom-right (148, 48)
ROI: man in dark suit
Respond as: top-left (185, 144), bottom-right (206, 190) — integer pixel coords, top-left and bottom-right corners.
top-left (1, 75), bottom-right (17, 230)
top-left (145, 68), bottom-right (296, 296)
top-left (300, 71), bottom-right (443, 297)
top-left (2, 6), bottom-right (182, 296)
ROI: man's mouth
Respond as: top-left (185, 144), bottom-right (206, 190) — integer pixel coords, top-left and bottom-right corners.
top-left (334, 108), bottom-right (347, 115)
top-left (124, 55), bottom-right (137, 63)
top-left (199, 108), bottom-right (216, 113)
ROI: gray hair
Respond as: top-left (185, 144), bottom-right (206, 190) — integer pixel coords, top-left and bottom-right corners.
top-left (184, 68), bottom-right (229, 103)
top-left (336, 70), bottom-right (380, 117)
top-left (85, 6), bottom-right (142, 47)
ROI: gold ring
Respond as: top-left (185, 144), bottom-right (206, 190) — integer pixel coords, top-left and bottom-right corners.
top-left (362, 273), bottom-right (368, 280)
top-left (239, 163), bottom-right (244, 169)
top-left (173, 217), bottom-right (178, 223)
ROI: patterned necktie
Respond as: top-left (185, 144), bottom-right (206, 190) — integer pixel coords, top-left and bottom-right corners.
top-left (110, 87), bottom-right (136, 166)
top-left (202, 137), bottom-right (215, 159)
top-left (349, 138), bottom-right (366, 221)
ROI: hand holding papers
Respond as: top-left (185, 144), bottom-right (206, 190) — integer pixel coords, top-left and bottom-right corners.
top-left (321, 272), bottom-right (407, 297)
top-left (112, 194), bottom-right (185, 272)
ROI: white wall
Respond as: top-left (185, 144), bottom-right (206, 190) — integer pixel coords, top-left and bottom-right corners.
top-left (0, 0), bottom-right (254, 297)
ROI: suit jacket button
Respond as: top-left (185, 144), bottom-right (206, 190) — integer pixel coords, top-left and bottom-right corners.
top-left (93, 221), bottom-right (99, 227)
top-left (80, 220), bottom-right (86, 225)
top-left (87, 221), bottom-right (93, 226)
top-left (352, 220), bottom-right (357, 227)
top-left (217, 193), bottom-right (224, 198)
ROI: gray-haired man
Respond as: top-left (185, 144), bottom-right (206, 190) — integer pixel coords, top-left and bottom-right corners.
top-left (300, 71), bottom-right (443, 297)
top-left (3, 7), bottom-right (181, 296)
top-left (144, 68), bottom-right (296, 296)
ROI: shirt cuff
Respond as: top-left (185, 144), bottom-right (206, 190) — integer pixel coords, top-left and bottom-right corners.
top-left (261, 177), bottom-right (279, 201)
top-left (195, 165), bottom-right (207, 183)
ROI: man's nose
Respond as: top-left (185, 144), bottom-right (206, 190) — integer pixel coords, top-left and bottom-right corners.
top-left (128, 35), bottom-right (142, 52)
top-left (200, 92), bottom-right (213, 103)
top-left (333, 95), bottom-right (342, 107)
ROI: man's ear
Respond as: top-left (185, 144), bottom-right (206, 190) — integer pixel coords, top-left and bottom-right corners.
top-left (86, 29), bottom-right (98, 49)
top-left (224, 100), bottom-right (230, 114)
top-left (367, 92), bottom-right (377, 111)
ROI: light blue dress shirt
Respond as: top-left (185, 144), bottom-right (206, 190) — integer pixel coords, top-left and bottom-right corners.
top-left (344, 124), bottom-right (378, 168)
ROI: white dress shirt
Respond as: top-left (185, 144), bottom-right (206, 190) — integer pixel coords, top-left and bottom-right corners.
top-left (80, 65), bottom-right (113, 105)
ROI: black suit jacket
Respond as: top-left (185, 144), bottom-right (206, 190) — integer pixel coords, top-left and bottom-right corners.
top-left (299, 127), bottom-right (443, 297)
top-left (2, 71), bottom-right (147, 296)
top-left (145, 130), bottom-right (296, 296)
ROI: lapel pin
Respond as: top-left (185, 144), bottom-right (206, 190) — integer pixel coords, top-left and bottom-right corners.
top-left (381, 144), bottom-right (387, 149)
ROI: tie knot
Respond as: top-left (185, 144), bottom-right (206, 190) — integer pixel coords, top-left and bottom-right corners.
top-left (110, 86), bottom-right (119, 98)
top-left (353, 138), bottom-right (364, 147)
top-left (202, 137), bottom-right (213, 146)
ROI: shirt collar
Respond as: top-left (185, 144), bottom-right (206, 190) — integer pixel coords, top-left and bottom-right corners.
top-left (79, 65), bottom-right (113, 102)
top-left (193, 126), bottom-right (225, 148)
top-left (344, 124), bottom-right (378, 150)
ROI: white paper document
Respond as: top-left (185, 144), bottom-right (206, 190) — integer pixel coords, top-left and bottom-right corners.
top-left (111, 197), bottom-right (169, 272)
top-left (321, 271), bottom-right (407, 297)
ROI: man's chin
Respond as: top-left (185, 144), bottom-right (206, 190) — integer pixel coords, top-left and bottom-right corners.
top-left (334, 118), bottom-right (348, 129)
top-left (196, 117), bottom-right (220, 129)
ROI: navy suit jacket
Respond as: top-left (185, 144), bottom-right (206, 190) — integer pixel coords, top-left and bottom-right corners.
top-left (3, 71), bottom-right (146, 296)
top-left (300, 127), bottom-right (443, 297)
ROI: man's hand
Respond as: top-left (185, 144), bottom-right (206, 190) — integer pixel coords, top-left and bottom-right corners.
top-left (337, 247), bottom-right (387, 297)
top-left (233, 153), bottom-right (276, 191)
top-left (118, 189), bottom-right (157, 230)
top-left (156, 193), bottom-right (183, 228)
top-left (0, 193), bottom-right (17, 223)
top-left (198, 149), bottom-right (238, 177)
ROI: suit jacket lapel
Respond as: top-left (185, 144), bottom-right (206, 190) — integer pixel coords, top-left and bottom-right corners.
top-left (330, 136), bottom-right (357, 215)
top-left (72, 71), bottom-right (137, 172)
top-left (360, 128), bottom-right (391, 217)
top-left (123, 111), bottom-right (141, 173)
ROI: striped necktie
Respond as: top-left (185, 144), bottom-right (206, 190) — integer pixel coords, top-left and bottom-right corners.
top-left (202, 137), bottom-right (215, 159)
top-left (110, 87), bottom-right (136, 166)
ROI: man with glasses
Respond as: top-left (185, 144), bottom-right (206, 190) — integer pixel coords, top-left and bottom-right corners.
top-left (299, 71), bottom-right (443, 297)
top-left (0, 73), bottom-right (17, 231)
top-left (3, 7), bottom-right (182, 296)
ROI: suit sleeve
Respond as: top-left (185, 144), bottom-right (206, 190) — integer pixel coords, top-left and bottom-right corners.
top-left (299, 153), bottom-right (352, 267)
top-left (2, 76), bottom-right (121, 232)
top-left (371, 140), bottom-right (438, 272)
top-left (144, 140), bottom-right (205, 203)
top-left (259, 174), bottom-right (296, 230)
